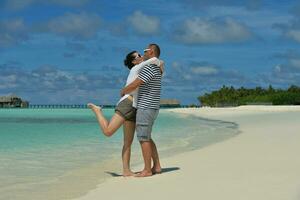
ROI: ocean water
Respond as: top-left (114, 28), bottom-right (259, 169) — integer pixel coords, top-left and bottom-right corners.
top-left (0, 108), bottom-right (239, 200)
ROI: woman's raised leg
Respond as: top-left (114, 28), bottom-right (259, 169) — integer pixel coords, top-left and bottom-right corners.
top-left (88, 103), bottom-right (125, 137)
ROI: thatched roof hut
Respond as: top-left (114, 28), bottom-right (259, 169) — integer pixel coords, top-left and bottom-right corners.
top-left (0, 95), bottom-right (28, 108)
top-left (0, 95), bottom-right (19, 102)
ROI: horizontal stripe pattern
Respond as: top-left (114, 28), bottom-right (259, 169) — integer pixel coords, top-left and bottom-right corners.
top-left (137, 64), bottom-right (162, 109)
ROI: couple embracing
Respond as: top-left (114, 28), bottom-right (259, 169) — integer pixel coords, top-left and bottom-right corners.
top-left (88, 43), bottom-right (163, 177)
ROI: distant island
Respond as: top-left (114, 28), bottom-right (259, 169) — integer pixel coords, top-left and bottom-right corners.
top-left (198, 85), bottom-right (300, 107)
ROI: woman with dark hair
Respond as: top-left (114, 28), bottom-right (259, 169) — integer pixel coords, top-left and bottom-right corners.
top-left (87, 51), bottom-right (163, 176)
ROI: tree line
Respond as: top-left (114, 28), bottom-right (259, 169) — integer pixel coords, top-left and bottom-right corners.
top-left (198, 85), bottom-right (300, 107)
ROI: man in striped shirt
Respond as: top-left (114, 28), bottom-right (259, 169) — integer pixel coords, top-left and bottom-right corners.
top-left (121, 43), bottom-right (162, 177)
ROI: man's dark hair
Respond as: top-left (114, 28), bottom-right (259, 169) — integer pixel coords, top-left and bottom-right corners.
top-left (149, 43), bottom-right (160, 58)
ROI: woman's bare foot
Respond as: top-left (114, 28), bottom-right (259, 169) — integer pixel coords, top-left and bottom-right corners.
top-left (87, 103), bottom-right (101, 113)
top-left (122, 170), bottom-right (135, 177)
top-left (134, 170), bottom-right (152, 177)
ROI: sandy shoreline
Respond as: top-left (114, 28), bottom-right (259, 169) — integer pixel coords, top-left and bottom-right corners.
top-left (76, 106), bottom-right (300, 200)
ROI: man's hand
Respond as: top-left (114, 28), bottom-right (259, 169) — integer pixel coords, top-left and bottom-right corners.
top-left (120, 78), bottom-right (144, 97)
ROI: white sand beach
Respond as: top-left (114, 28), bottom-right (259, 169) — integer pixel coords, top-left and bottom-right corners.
top-left (76, 106), bottom-right (300, 200)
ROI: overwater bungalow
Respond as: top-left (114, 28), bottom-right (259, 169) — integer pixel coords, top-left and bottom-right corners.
top-left (0, 95), bottom-right (29, 108)
top-left (160, 99), bottom-right (181, 108)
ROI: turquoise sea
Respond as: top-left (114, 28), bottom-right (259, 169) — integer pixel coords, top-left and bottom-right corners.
top-left (0, 108), bottom-right (239, 200)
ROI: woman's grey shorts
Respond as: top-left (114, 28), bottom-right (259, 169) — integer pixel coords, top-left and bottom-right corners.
top-left (115, 97), bottom-right (136, 121)
top-left (136, 108), bottom-right (159, 141)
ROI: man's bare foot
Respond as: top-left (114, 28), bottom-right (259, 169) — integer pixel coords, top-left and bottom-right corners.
top-left (152, 167), bottom-right (162, 174)
top-left (122, 170), bottom-right (135, 177)
top-left (134, 170), bottom-right (152, 177)
top-left (87, 103), bottom-right (101, 113)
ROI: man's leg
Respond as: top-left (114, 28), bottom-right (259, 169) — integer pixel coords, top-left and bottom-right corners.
top-left (151, 139), bottom-right (161, 173)
top-left (135, 108), bottom-right (159, 177)
top-left (136, 140), bottom-right (152, 177)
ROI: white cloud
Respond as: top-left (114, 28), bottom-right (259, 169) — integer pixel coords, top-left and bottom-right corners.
top-left (265, 64), bottom-right (300, 85)
top-left (180, 0), bottom-right (262, 10)
top-left (191, 66), bottom-right (219, 75)
top-left (171, 61), bottom-right (182, 71)
top-left (267, 51), bottom-right (300, 85)
top-left (0, 75), bottom-right (17, 89)
top-left (0, 18), bottom-right (29, 47)
top-left (48, 0), bottom-right (90, 7)
top-left (290, 58), bottom-right (300, 68)
top-left (45, 12), bottom-right (102, 40)
top-left (182, 74), bottom-right (192, 80)
top-left (173, 17), bottom-right (253, 44)
top-left (207, 6), bottom-right (292, 31)
top-left (128, 11), bottom-right (160, 35)
top-left (166, 61), bottom-right (248, 88)
top-left (274, 65), bottom-right (282, 73)
top-left (0, 64), bottom-right (126, 104)
top-left (3, 0), bottom-right (35, 11)
top-left (273, 8), bottom-right (300, 43)
top-left (3, 0), bottom-right (90, 11)
top-left (275, 51), bottom-right (300, 73)
top-left (286, 29), bottom-right (300, 42)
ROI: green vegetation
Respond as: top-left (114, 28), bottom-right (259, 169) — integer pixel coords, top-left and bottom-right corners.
top-left (198, 85), bottom-right (300, 107)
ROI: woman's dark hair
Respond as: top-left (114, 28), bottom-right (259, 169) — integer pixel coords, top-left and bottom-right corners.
top-left (124, 51), bottom-right (137, 69)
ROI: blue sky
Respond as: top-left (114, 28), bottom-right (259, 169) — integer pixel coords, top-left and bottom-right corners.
top-left (1, 0), bottom-right (300, 105)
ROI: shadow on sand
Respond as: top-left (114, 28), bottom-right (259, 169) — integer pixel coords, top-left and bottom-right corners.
top-left (105, 167), bottom-right (180, 177)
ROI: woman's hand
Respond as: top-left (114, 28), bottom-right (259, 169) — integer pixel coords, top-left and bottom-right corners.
top-left (120, 89), bottom-right (125, 97)
top-left (159, 60), bottom-right (164, 74)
